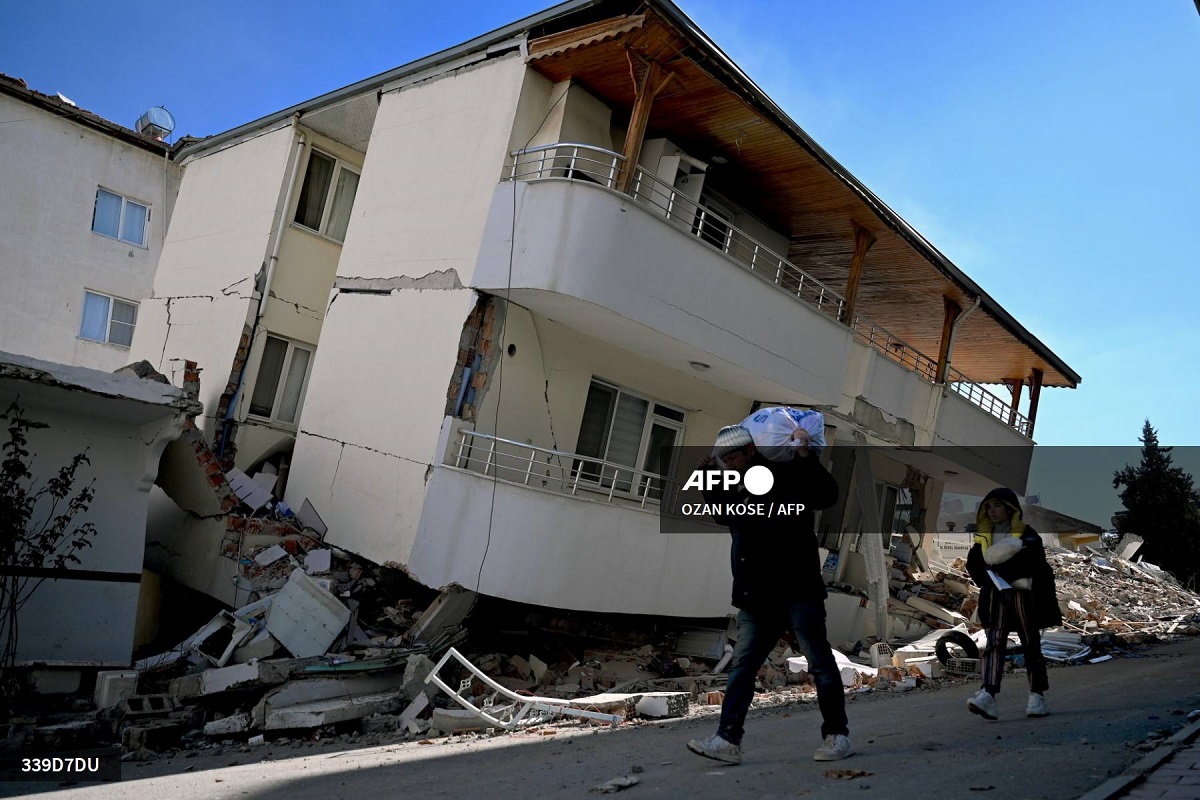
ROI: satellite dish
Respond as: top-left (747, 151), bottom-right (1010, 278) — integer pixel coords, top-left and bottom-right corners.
top-left (136, 106), bottom-right (175, 140)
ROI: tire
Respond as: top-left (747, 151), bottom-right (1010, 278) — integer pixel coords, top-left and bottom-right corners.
top-left (935, 630), bottom-right (980, 665)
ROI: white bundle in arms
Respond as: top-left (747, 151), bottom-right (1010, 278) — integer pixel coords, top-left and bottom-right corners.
top-left (740, 406), bottom-right (826, 461)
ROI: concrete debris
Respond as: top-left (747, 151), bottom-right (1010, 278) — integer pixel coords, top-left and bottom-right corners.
top-left (58, 530), bottom-right (1196, 765)
top-left (94, 670), bottom-right (138, 711)
top-left (1044, 546), bottom-right (1200, 638)
top-left (203, 714), bottom-right (250, 736)
top-left (304, 548), bottom-right (333, 574)
top-left (892, 543), bottom-right (1200, 660)
top-left (262, 690), bottom-right (405, 730)
top-left (266, 569), bottom-right (352, 658)
top-left (591, 776), bottom-right (640, 793)
top-left (254, 544), bottom-right (289, 566)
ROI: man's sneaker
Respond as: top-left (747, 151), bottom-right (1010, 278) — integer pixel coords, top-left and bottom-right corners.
top-left (687, 733), bottom-right (742, 765)
top-left (813, 734), bottom-right (854, 762)
top-left (967, 689), bottom-right (998, 721)
top-left (1026, 693), bottom-right (1048, 717)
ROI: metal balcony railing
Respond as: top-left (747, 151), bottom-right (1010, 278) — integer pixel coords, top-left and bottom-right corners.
top-left (947, 367), bottom-right (1032, 437)
top-left (450, 428), bottom-right (684, 509)
top-left (504, 142), bottom-right (1030, 438)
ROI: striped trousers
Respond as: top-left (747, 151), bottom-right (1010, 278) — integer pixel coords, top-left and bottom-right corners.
top-left (981, 589), bottom-right (1048, 695)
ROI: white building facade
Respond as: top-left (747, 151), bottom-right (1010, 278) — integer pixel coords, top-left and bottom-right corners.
top-left (132, 1), bottom-right (1081, 625)
top-left (0, 75), bottom-right (180, 372)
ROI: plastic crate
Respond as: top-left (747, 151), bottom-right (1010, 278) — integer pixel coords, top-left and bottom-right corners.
top-left (945, 657), bottom-right (981, 676)
top-left (869, 642), bottom-right (895, 669)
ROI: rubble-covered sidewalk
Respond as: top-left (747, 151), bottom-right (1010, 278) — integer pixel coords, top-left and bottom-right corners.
top-left (5, 532), bottom-right (1200, 765)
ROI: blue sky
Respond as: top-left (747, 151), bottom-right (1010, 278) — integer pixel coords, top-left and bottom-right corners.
top-left (3, 1), bottom-right (1198, 489)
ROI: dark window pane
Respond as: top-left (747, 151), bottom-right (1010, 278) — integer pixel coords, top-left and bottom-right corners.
top-left (250, 337), bottom-right (289, 417)
top-left (293, 152), bottom-right (335, 231)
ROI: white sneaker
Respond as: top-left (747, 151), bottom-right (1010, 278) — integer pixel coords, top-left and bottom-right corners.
top-left (813, 734), bottom-right (854, 762)
top-left (967, 689), bottom-right (998, 721)
top-left (1026, 693), bottom-right (1048, 717)
top-left (687, 733), bottom-right (742, 765)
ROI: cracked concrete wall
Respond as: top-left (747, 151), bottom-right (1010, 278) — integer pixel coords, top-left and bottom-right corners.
top-left (469, 307), bottom-right (752, 471)
top-left (835, 341), bottom-right (940, 447)
top-left (327, 53), bottom-right (526, 285)
top-left (283, 289), bottom-right (478, 566)
top-left (281, 54), bottom-right (531, 566)
top-left (129, 126), bottom-right (295, 435)
top-left (0, 93), bottom-right (181, 371)
top-left (261, 130), bottom-right (363, 348)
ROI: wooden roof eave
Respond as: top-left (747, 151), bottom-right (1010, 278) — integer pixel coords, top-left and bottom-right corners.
top-left (525, 2), bottom-right (1080, 390)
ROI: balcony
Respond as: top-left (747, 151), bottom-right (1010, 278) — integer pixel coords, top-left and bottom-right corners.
top-left (498, 143), bottom-right (1030, 438)
top-left (404, 422), bottom-right (733, 617)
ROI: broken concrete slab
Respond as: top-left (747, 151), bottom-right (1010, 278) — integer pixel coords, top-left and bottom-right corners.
top-left (201, 662), bottom-right (267, 695)
top-left (565, 691), bottom-right (689, 721)
top-left (905, 595), bottom-right (970, 625)
top-left (529, 654), bottom-right (548, 685)
top-left (402, 653), bottom-right (435, 702)
top-left (266, 568), bottom-right (352, 658)
top-left (171, 659), bottom-right (301, 702)
top-left (787, 651), bottom-right (877, 688)
top-left (633, 692), bottom-right (690, 720)
top-left (304, 549), bottom-right (332, 574)
top-left (230, 629), bottom-right (281, 664)
top-left (398, 692), bottom-right (430, 726)
top-left (509, 655), bottom-right (533, 680)
top-left (262, 690), bottom-right (405, 730)
top-left (251, 674), bottom-right (404, 729)
top-left (203, 714), bottom-right (250, 736)
top-left (255, 544), bottom-right (289, 566)
top-left (430, 707), bottom-right (486, 734)
top-left (405, 585), bottom-right (475, 645)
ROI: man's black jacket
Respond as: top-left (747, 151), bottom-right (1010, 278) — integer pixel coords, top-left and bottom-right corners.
top-left (702, 451), bottom-right (839, 610)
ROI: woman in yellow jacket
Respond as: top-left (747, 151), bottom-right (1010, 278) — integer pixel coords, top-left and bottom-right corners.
top-left (964, 488), bottom-right (1062, 720)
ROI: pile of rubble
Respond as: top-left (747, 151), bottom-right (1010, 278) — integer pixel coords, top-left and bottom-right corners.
top-left (1047, 547), bottom-right (1200, 639)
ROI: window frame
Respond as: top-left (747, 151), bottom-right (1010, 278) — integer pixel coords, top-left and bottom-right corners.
top-left (78, 289), bottom-right (139, 348)
top-left (246, 334), bottom-right (316, 428)
top-left (91, 187), bottom-right (151, 248)
top-left (573, 377), bottom-right (687, 501)
top-left (291, 147), bottom-right (361, 244)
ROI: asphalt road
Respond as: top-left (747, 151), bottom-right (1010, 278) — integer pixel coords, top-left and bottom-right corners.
top-left (8, 638), bottom-right (1200, 800)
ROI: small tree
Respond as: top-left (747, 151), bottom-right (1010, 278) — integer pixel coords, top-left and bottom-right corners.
top-left (1112, 420), bottom-right (1200, 587)
top-left (0, 401), bottom-right (99, 676)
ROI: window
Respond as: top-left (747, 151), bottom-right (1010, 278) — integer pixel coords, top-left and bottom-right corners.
top-left (80, 291), bottom-right (138, 347)
top-left (92, 188), bottom-right (149, 246)
top-left (573, 379), bottom-right (685, 499)
top-left (293, 149), bottom-right (360, 242)
top-left (248, 336), bottom-right (314, 424)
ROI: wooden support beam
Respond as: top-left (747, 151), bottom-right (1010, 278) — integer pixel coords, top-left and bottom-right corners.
top-left (1007, 379), bottom-right (1025, 428)
top-left (935, 296), bottom-right (963, 384)
top-left (841, 222), bottom-right (876, 324)
top-left (617, 50), bottom-right (673, 192)
top-left (1027, 368), bottom-right (1044, 438)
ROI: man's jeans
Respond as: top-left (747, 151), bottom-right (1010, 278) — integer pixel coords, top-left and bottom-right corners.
top-left (717, 600), bottom-right (849, 745)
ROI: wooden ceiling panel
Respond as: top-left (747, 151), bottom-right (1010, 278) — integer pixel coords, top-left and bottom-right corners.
top-left (528, 11), bottom-right (1075, 389)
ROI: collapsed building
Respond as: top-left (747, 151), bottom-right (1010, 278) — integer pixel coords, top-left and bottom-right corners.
top-left (130, 0), bottom-right (1078, 644)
